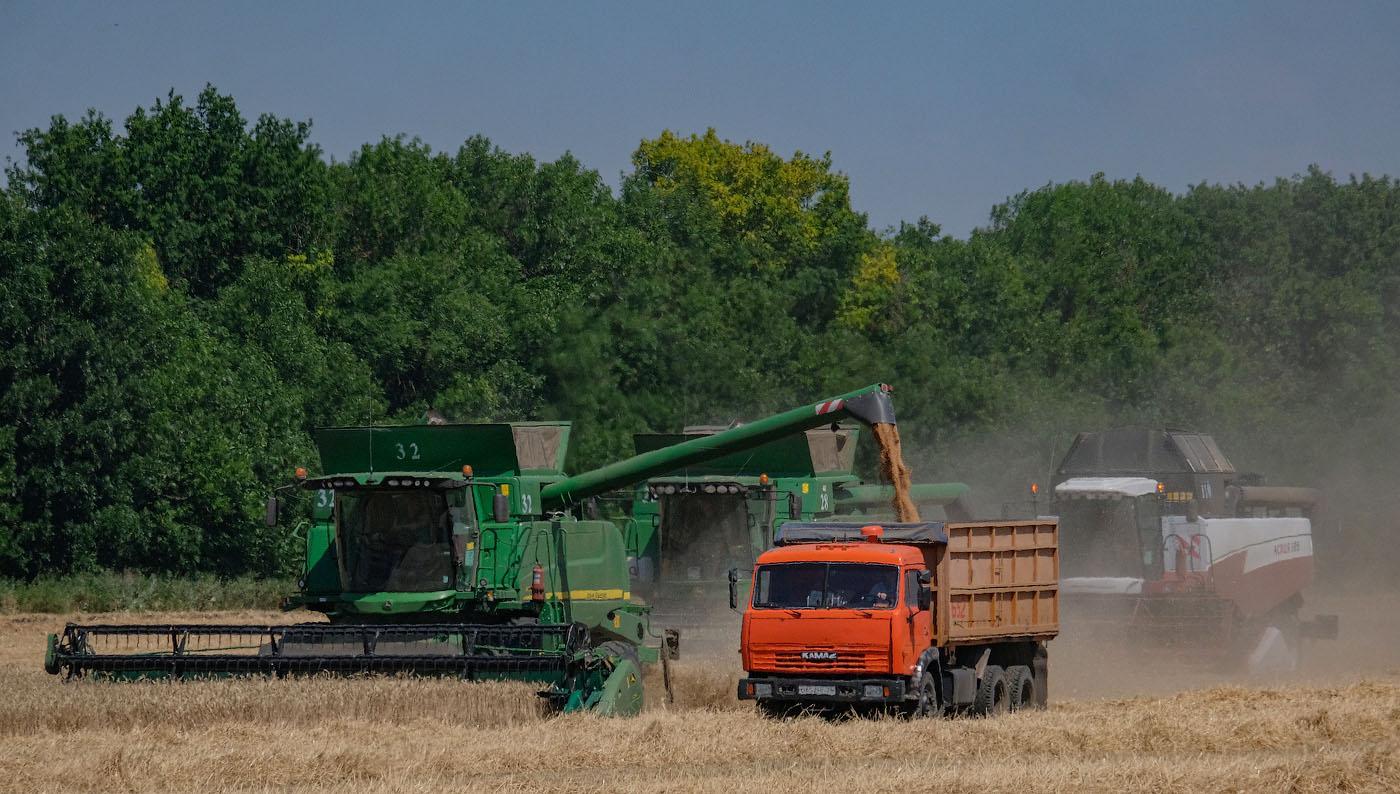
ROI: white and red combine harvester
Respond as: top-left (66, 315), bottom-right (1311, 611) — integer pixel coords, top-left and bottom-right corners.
top-left (1049, 429), bottom-right (1337, 670)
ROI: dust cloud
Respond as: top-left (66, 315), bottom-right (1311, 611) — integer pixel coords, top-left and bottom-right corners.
top-left (892, 398), bottom-right (1400, 698)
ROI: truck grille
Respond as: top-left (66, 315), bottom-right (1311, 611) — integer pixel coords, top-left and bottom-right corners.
top-left (748, 646), bottom-right (886, 673)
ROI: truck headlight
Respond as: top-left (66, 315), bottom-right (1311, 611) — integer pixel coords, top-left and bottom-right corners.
top-left (755, 683), bottom-right (772, 698)
top-left (863, 684), bottom-right (884, 699)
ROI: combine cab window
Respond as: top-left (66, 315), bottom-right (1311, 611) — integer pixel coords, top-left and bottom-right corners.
top-left (336, 489), bottom-right (454, 593)
top-left (1057, 498), bottom-right (1145, 579)
top-left (658, 491), bottom-right (753, 582)
top-left (753, 562), bottom-right (899, 610)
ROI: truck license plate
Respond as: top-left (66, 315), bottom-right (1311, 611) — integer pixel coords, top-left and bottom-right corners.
top-left (797, 684), bottom-right (836, 696)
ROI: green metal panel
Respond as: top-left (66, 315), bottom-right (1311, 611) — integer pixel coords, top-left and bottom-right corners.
top-left (302, 521), bottom-right (340, 594)
top-left (837, 482), bottom-right (970, 507)
top-left (314, 423), bottom-right (571, 478)
top-left (543, 383), bottom-right (894, 507)
top-left (635, 434), bottom-right (811, 477)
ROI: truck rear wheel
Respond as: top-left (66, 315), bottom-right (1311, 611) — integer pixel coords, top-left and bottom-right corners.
top-left (972, 665), bottom-right (1008, 716)
top-left (1006, 665), bottom-right (1035, 712)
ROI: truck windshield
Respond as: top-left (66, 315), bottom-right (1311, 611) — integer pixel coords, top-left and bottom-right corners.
top-left (336, 489), bottom-right (454, 593)
top-left (752, 563), bottom-right (899, 610)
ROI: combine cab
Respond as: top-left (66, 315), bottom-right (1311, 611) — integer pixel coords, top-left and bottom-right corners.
top-left (623, 426), bottom-right (862, 638)
top-left (45, 384), bottom-right (907, 712)
top-left (1051, 428), bottom-right (1336, 669)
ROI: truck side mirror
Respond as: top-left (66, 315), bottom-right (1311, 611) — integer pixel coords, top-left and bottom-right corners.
top-left (264, 496), bottom-right (279, 527)
top-left (492, 492), bottom-right (510, 523)
top-left (727, 567), bottom-right (740, 611)
top-left (917, 570), bottom-right (932, 611)
top-left (788, 492), bottom-right (801, 520)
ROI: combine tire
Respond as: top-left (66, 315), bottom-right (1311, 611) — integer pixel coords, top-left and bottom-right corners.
top-left (1006, 665), bottom-right (1035, 712)
top-left (972, 665), bottom-right (1008, 716)
top-left (903, 672), bottom-right (939, 718)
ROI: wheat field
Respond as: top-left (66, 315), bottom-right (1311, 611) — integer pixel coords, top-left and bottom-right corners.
top-left (2, 595), bottom-right (1399, 793)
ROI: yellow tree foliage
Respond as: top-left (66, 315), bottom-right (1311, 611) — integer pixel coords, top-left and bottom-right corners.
top-left (135, 241), bottom-right (168, 293)
top-left (632, 129), bottom-right (850, 268)
top-left (836, 243), bottom-right (900, 331)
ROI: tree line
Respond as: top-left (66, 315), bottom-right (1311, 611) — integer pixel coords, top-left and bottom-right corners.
top-left (3, 86), bottom-right (1397, 579)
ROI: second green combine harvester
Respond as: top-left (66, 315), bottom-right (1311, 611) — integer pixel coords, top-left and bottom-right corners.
top-left (621, 424), bottom-right (975, 637)
top-left (46, 385), bottom-right (904, 716)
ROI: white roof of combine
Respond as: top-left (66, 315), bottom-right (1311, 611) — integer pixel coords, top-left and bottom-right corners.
top-left (1055, 476), bottom-right (1160, 498)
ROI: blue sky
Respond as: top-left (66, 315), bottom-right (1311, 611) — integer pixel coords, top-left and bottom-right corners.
top-left (3, 1), bottom-right (1398, 236)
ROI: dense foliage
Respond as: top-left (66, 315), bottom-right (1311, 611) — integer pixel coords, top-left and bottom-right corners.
top-left (3, 87), bottom-right (1397, 579)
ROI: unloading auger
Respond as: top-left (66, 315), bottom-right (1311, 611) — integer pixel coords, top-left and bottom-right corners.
top-left (45, 384), bottom-right (902, 715)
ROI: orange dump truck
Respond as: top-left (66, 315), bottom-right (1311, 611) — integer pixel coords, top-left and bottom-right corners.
top-left (734, 521), bottom-right (1059, 717)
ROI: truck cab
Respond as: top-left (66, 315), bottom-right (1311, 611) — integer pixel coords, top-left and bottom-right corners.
top-left (741, 535), bottom-right (933, 694)
top-left (737, 521), bottom-right (1057, 718)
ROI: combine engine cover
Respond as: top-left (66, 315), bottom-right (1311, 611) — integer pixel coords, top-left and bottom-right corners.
top-left (1163, 515), bottom-right (1313, 618)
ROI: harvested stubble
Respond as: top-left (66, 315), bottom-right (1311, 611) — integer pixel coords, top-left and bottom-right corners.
top-left (4, 612), bottom-right (1399, 793)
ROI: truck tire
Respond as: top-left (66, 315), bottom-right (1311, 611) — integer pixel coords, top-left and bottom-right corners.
top-left (903, 672), bottom-right (938, 718)
top-left (1006, 665), bottom-right (1035, 712)
top-left (972, 665), bottom-right (1008, 716)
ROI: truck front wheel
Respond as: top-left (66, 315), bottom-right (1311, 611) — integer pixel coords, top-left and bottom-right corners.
top-left (903, 672), bottom-right (938, 718)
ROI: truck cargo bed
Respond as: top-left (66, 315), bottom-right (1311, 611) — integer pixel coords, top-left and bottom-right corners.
top-left (938, 520), bottom-right (1059, 645)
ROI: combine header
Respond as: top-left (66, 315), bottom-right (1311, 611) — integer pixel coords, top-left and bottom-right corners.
top-left (45, 384), bottom-right (904, 714)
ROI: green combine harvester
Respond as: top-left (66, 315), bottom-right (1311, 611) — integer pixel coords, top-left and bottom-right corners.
top-left (44, 384), bottom-right (902, 715)
top-left (618, 423), bottom-right (973, 644)
top-left (622, 425), bottom-right (861, 628)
